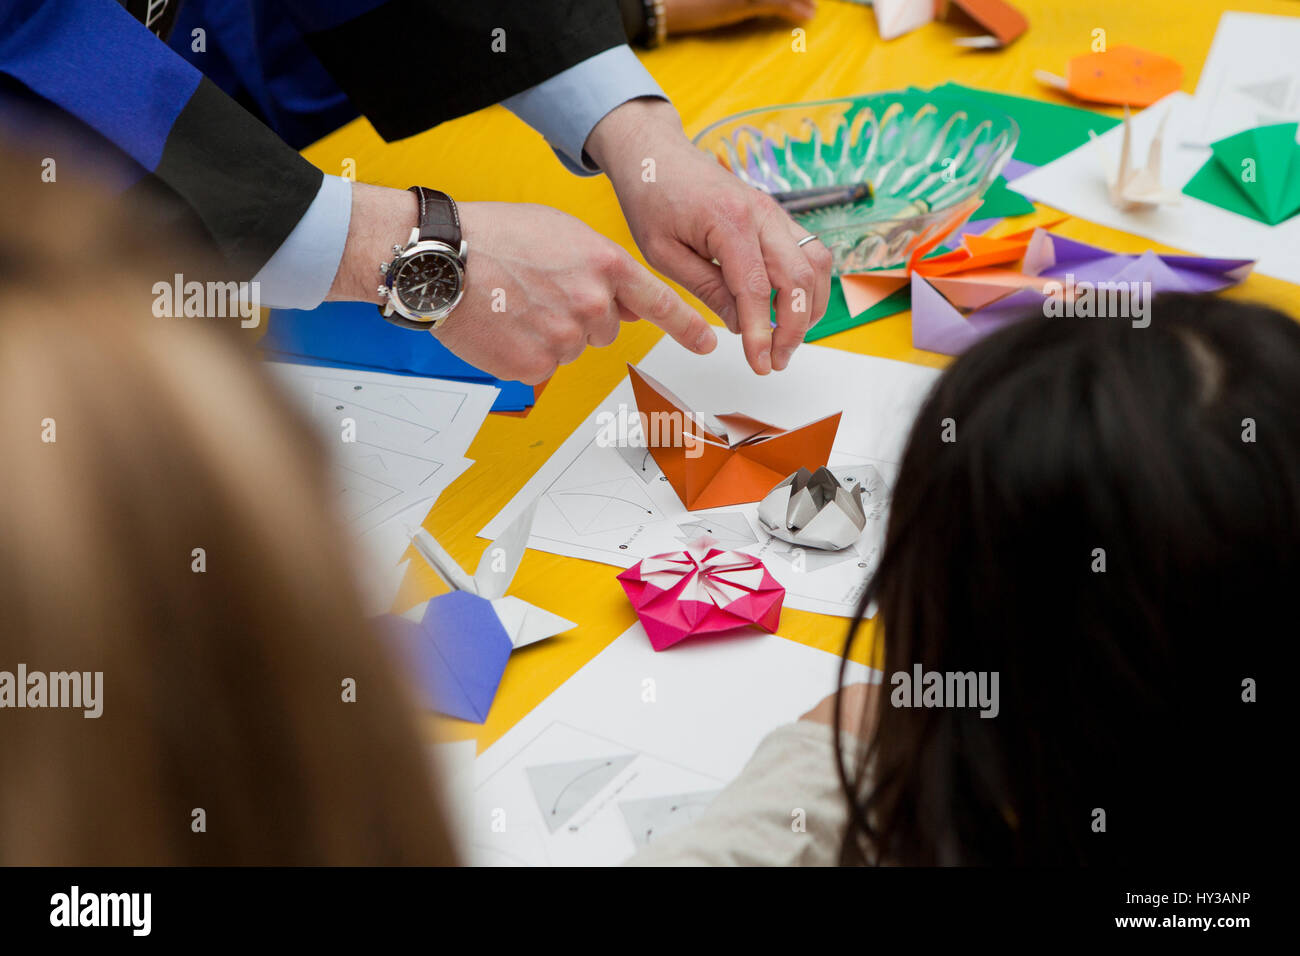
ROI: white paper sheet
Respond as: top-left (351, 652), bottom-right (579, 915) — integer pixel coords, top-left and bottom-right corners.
top-left (1011, 91), bottom-right (1300, 285)
top-left (266, 362), bottom-right (498, 611)
top-left (267, 363), bottom-right (498, 477)
top-left (430, 739), bottom-right (478, 857)
top-left (464, 623), bottom-right (877, 866)
top-left (479, 334), bottom-right (939, 617)
top-left (1190, 12), bottom-right (1300, 146)
top-left (353, 498), bottom-right (441, 616)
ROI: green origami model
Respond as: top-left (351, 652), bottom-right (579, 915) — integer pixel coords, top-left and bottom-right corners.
top-left (1183, 122), bottom-right (1300, 226)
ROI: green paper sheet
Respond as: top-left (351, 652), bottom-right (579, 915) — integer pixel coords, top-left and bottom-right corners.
top-left (804, 276), bottom-right (850, 338)
top-left (975, 175), bottom-right (1036, 219)
top-left (930, 83), bottom-right (1121, 166)
top-left (1182, 123), bottom-right (1300, 226)
top-left (803, 279), bottom-right (911, 342)
top-left (770, 277), bottom-right (907, 343)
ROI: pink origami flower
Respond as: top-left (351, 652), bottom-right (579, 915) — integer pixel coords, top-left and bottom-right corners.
top-left (617, 540), bottom-right (785, 651)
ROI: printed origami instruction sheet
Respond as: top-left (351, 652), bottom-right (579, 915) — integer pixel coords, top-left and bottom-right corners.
top-left (467, 623), bottom-right (876, 866)
top-left (267, 362), bottom-right (499, 612)
top-left (479, 335), bottom-right (939, 618)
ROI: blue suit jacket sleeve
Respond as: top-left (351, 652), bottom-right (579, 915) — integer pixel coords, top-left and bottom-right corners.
top-left (0, 0), bottom-right (322, 276)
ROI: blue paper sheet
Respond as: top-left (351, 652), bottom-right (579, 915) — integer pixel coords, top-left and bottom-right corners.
top-left (385, 591), bottom-right (514, 723)
top-left (262, 301), bottom-right (534, 412)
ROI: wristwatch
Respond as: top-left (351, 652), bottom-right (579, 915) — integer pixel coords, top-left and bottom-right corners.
top-left (377, 186), bottom-right (467, 330)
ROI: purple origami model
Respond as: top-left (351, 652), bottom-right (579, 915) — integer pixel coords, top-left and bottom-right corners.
top-left (911, 229), bottom-right (1255, 356)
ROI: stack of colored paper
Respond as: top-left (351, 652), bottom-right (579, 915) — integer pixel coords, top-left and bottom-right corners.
top-left (262, 300), bottom-right (535, 412)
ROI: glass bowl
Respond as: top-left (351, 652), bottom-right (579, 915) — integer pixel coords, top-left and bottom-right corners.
top-left (692, 90), bottom-right (1019, 273)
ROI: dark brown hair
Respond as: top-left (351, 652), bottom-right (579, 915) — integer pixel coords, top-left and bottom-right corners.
top-left (837, 294), bottom-right (1294, 865)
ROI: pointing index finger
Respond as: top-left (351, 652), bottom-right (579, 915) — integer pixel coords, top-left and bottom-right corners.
top-left (614, 256), bottom-right (717, 355)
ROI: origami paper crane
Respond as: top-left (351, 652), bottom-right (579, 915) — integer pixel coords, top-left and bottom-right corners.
top-left (617, 540), bottom-right (785, 651)
top-left (1183, 122), bottom-right (1300, 226)
top-left (757, 467), bottom-right (867, 552)
top-left (627, 365), bottom-right (841, 511)
top-left (912, 228), bottom-right (1254, 355)
top-left (1091, 107), bottom-right (1180, 211)
top-left (874, 0), bottom-right (1026, 48)
top-left (1034, 45), bottom-right (1183, 108)
top-left (385, 500), bottom-right (576, 722)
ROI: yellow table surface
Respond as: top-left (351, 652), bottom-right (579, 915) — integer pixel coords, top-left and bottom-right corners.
top-left (299, 0), bottom-right (1300, 750)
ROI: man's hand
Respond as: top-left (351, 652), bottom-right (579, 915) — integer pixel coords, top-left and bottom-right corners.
top-left (441, 202), bottom-right (715, 384)
top-left (328, 185), bottom-right (716, 385)
top-left (586, 98), bottom-right (833, 375)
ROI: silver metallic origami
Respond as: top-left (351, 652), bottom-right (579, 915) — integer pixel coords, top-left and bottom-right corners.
top-left (757, 466), bottom-right (867, 551)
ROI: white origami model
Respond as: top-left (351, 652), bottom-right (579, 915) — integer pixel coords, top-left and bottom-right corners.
top-left (757, 467), bottom-right (868, 552)
top-left (1091, 106), bottom-right (1181, 211)
top-left (873, 0), bottom-right (935, 41)
top-left (407, 500), bottom-right (575, 649)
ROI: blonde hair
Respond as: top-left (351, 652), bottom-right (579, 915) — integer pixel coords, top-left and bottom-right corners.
top-left (0, 160), bottom-right (456, 864)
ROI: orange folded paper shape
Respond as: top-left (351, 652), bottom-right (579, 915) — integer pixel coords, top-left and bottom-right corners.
top-left (924, 268), bottom-right (1059, 309)
top-left (1036, 45), bottom-right (1183, 108)
top-left (874, 0), bottom-right (1026, 48)
top-left (839, 221), bottom-right (1060, 305)
top-left (913, 229), bottom-right (1038, 276)
top-left (840, 273), bottom-right (910, 316)
top-left (943, 0), bottom-right (1028, 48)
top-left (627, 365), bottom-right (841, 511)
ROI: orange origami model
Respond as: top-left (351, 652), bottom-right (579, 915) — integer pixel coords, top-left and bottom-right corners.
top-left (943, 0), bottom-right (1028, 48)
top-left (627, 365), bottom-right (841, 511)
top-left (1035, 45), bottom-right (1183, 108)
top-left (839, 221), bottom-right (1061, 316)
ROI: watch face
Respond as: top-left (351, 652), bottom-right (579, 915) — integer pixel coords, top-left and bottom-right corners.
top-left (394, 249), bottom-right (461, 315)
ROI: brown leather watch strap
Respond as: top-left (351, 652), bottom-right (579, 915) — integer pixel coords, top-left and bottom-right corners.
top-left (408, 186), bottom-right (461, 248)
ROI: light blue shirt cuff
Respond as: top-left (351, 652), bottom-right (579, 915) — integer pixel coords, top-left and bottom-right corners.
top-left (503, 45), bottom-right (667, 176)
top-left (252, 174), bottom-right (352, 310)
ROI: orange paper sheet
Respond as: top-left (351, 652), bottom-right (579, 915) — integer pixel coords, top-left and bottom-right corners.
top-left (840, 274), bottom-right (909, 315)
top-left (914, 231), bottom-right (1035, 276)
top-left (925, 268), bottom-right (1059, 309)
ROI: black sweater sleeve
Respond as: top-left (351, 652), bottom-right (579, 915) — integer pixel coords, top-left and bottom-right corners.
top-left (293, 0), bottom-right (631, 142)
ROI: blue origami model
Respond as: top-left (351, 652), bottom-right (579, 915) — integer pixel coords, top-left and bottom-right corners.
top-left (383, 500), bottom-right (576, 723)
top-left (386, 592), bottom-right (514, 723)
